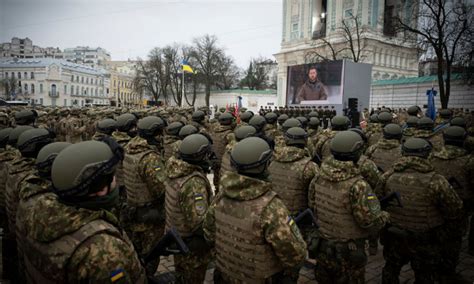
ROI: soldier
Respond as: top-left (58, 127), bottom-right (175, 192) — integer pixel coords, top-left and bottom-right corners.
top-left (163, 121), bottom-right (185, 162)
top-left (414, 117), bottom-right (444, 151)
top-left (113, 113), bottom-right (137, 192)
top-left (66, 108), bottom-right (85, 143)
top-left (92, 118), bottom-right (117, 141)
top-left (0, 111), bottom-right (10, 129)
top-left (377, 138), bottom-right (463, 283)
top-left (22, 140), bottom-right (146, 283)
top-left (434, 109), bottom-right (453, 132)
top-left (308, 131), bottom-right (389, 283)
top-left (164, 134), bottom-right (213, 283)
top-left (264, 112), bottom-right (279, 140)
top-left (14, 110), bottom-right (37, 126)
top-left (220, 125), bottom-right (257, 175)
top-left (122, 116), bottom-right (167, 277)
top-left (191, 110), bottom-right (210, 135)
top-left (56, 108), bottom-right (69, 141)
top-left (402, 116), bottom-right (419, 143)
top-left (314, 115), bottom-right (350, 162)
top-left (250, 115), bottom-right (275, 149)
top-left (204, 137), bottom-right (307, 283)
top-left (430, 126), bottom-right (474, 278)
top-left (367, 111), bottom-right (392, 147)
top-left (322, 106), bottom-right (330, 129)
top-left (212, 112), bottom-right (236, 192)
top-left (296, 116), bottom-right (309, 129)
top-left (307, 117), bottom-right (321, 160)
top-left (366, 124), bottom-right (403, 173)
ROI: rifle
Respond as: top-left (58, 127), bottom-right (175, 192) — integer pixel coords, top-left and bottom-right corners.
top-left (144, 227), bottom-right (190, 263)
top-left (294, 208), bottom-right (319, 228)
top-left (379, 192), bottom-right (403, 210)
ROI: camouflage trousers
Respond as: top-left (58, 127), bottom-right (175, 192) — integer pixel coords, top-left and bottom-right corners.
top-left (313, 238), bottom-right (367, 284)
top-left (174, 250), bottom-right (212, 284)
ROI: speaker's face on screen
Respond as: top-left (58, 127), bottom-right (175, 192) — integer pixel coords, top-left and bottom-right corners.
top-left (308, 69), bottom-right (317, 82)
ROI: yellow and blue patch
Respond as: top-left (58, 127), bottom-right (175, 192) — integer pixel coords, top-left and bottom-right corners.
top-left (110, 268), bottom-right (124, 282)
top-left (367, 194), bottom-right (376, 200)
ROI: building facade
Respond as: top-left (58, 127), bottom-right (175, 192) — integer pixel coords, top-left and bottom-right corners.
top-left (0, 58), bottom-right (109, 106)
top-left (62, 46), bottom-right (111, 67)
top-left (275, 0), bottom-right (420, 106)
top-left (0, 37), bottom-right (62, 59)
top-left (105, 61), bottom-right (140, 107)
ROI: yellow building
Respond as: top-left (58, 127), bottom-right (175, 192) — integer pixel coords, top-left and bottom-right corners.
top-left (106, 61), bottom-right (141, 107)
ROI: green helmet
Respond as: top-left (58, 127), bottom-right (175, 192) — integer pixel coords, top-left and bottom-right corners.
top-left (8, 125), bottom-right (34, 147)
top-left (285, 127), bottom-right (307, 147)
top-left (407, 105), bottom-right (421, 116)
top-left (383, 124), bottom-right (402, 140)
top-left (219, 107), bottom-right (226, 113)
top-left (51, 139), bottom-right (123, 198)
top-left (214, 112), bottom-right (221, 119)
top-left (249, 115), bottom-right (267, 132)
top-left (349, 128), bottom-right (368, 145)
top-left (369, 114), bottom-right (379, 123)
top-left (417, 117), bottom-right (434, 130)
top-left (231, 137), bottom-right (272, 175)
top-left (277, 114), bottom-right (289, 126)
top-left (138, 116), bottom-right (165, 138)
top-left (15, 110), bottom-right (37, 126)
top-left (36, 142), bottom-right (71, 179)
top-left (439, 109), bottom-right (452, 119)
top-left (116, 113), bottom-right (138, 132)
top-left (377, 112), bottom-right (393, 125)
top-left (264, 112), bottom-right (278, 124)
top-left (282, 118), bottom-right (302, 132)
top-left (219, 112), bottom-right (235, 126)
top-left (330, 131), bottom-right (364, 162)
top-left (17, 128), bottom-right (53, 157)
top-left (240, 111), bottom-right (254, 123)
top-left (296, 116), bottom-right (308, 128)
top-left (443, 126), bottom-right (466, 147)
top-left (406, 116), bottom-right (419, 127)
top-left (234, 125), bottom-right (257, 142)
top-left (179, 134), bottom-right (212, 164)
top-left (179, 124), bottom-right (199, 139)
top-left (166, 121), bottom-right (185, 136)
top-left (402, 138), bottom-right (432, 158)
top-left (192, 110), bottom-right (206, 123)
top-left (97, 119), bottom-right (117, 135)
top-left (331, 116), bottom-right (350, 130)
top-left (308, 111), bottom-right (319, 118)
top-left (450, 117), bottom-right (466, 128)
top-left (308, 117), bottom-right (320, 130)
top-left (0, 127), bottom-right (13, 149)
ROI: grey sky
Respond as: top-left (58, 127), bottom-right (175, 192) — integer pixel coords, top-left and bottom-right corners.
top-left (0, 0), bottom-right (282, 68)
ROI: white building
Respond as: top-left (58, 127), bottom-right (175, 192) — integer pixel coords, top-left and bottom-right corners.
top-left (0, 37), bottom-right (62, 59)
top-left (0, 58), bottom-right (109, 107)
top-left (62, 46), bottom-right (111, 67)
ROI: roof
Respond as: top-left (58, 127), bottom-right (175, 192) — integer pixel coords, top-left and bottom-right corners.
top-left (0, 58), bottom-right (107, 76)
top-left (211, 89), bottom-right (277, 95)
top-left (372, 73), bottom-right (463, 86)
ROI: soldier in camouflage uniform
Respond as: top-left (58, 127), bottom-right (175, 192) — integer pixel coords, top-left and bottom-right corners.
top-left (122, 116), bottom-right (167, 277)
top-left (165, 134), bottom-right (214, 283)
top-left (204, 137), bottom-right (307, 283)
top-left (275, 118), bottom-right (302, 149)
top-left (366, 124), bottom-right (403, 173)
top-left (430, 126), bottom-right (474, 279)
top-left (66, 109), bottom-right (85, 143)
top-left (367, 111), bottom-right (392, 147)
top-left (0, 111), bottom-right (10, 129)
top-left (240, 110), bottom-right (254, 126)
top-left (14, 110), bottom-right (37, 127)
top-left (314, 115), bottom-right (350, 162)
top-left (92, 118), bottom-right (117, 141)
top-left (220, 125), bottom-right (257, 176)
top-left (414, 117), bottom-right (444, 151)
top-left (250, 115), bottom-right (275, 149)
top-left (190, 110), bottom-right (210, 135)
top-left (163, 121), bottom-right (185, 162)
top-left (376, 138), bottom-right (463, 283)
top-left (212, 112), bottom-right (236, 192)
top-left (56, 109), bottom-right (69, 141)
top-left (308, 131), bottom-right (389, 283)
top-left (306, 117), bottom-right (321, 160)
top-left (22, 140), bottom-right (147, 283)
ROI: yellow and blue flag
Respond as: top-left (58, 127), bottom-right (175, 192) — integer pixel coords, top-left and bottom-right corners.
top-left (181, 60), bottom-right (194, 73)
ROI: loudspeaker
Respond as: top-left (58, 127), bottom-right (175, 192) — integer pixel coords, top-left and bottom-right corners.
top-left (348, 98), bottom-right (358, 111)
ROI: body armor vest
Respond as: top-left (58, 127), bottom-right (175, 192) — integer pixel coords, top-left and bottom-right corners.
top-left (386, 170), bottom-right (444, 232)
top-left (112, 133), bottom-right (131, 189)
top-left (268, 157), bottom-right (312, 215)
top-left (370, 144), bottom-right (402, 172)
top-left (368, 131), bottom-right (383, 147)
top-left (163, 135), bottom-right (179, 162)
top-left (314, 175), bottom-right (369, 241)
top-left (213, 128), bottom-right (232, 161)
top-left (24, 219), bottom-right (127, 283)
top-left (0, 150), bottom-right (17, 213)
top-left (165, 172), bottom-right (211, 238)
top-left (215, 190), bottom-right (283, 282)
top-left (123, 150), bottom-right (156, 207)
top-left (432, 155), bottom-right (471, 201)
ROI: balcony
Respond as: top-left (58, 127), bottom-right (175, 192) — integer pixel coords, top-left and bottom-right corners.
top-left (49, 91), bottom-right (59, 98)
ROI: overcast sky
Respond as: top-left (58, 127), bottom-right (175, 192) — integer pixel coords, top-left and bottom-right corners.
top-left (0, 0), bottom-right (283, 68)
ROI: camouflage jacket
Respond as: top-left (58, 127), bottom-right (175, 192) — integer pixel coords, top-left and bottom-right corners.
top-left (111, 131), bottom-right (132, 148)
top-left (357, 155), bottom-right (383, 190)
top-left (271, 145), bottom-right (319, 184)
top-left (203, 171), bottom-right (307, 268)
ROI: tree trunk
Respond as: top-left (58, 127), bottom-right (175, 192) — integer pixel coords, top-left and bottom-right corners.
top-left (205, 83), bottom-right (211, 106)
top-left (436, 56), bottom-right (448, 109)
top-left (444, 63), bottom-right (451, 109)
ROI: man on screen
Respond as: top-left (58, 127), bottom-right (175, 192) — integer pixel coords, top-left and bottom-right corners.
top-left (295, 66), bottom-right (328, 103)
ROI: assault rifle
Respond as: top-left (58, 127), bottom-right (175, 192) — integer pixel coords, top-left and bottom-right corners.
top-left (379, 192), bottom-right (403, 210)
top-left (294, 208), bottom-right (319, 228)
top-left (144, 227), bottom-right (189, 263)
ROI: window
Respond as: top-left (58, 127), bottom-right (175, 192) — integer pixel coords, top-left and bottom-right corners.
top-left (24, 72), bottom-right (27, 79)
top-left (40, 98), bottom-right (43, 105)
top-left (86, 87), bottom-right (89, 95)
top-left (64, 99), bottom-right (67, 106)
top-left (11, 72), bottom-right (15, 78)
top-left (86, 78), bottom-right (89, 84)
top-left (76, 86), bottom-right (79, 95)
top-left (64, 85), bottom-right (67, 94)
top-left (24, 84), bottom-right (28, 92)
top-left (31, 84), bottom-right (35, 94)
top-left (71, 85), bottom-right (74, 94)
top-left (95, 88), bottom-right (98, 95)
top-left (76, 76), bottom-right (79, 82)
top-left (30, 72), bottom-right (34, 79)
top-left (40, 84), bottom-right (43, 93)
top-left (344, 9), bottom-right (353, 18)
top-left (18, 72), bottom-right (21, 79)
top-left (5, 72), bottom-right (8, 78)
top-left (81, 77), bottom-right (84, 83)
top-left (71, 75), bottom-right (74, 81)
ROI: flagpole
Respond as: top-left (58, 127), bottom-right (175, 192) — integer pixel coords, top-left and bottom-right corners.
top-left (181, 71), bottom-right (185, 108)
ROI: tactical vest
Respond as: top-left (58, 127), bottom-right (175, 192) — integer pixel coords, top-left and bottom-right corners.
top-left (432, 155), bottom-right (471, 201)
top-left (113, 135), bottom-right (131, 189)
top-left (215, 190), bottom-right (283, 282)
top-left (320, 136), bottom-right (333, 161)
top-left (220, 150), bottom-right (233, 175)
top-left (123, 150), bottom-right (157, 207)
top-left (163, 135), bottom-right (179, 162)
top-left (313, 175), bottom-right (369, 241)
top-left (213, 128), bottom-right (232, 161)
top-left (268, 157), bottom-right (312, 215)
top-left (0, 150), bottom-right (17, 213)
top-left (24, 219), bottom-right (130, 284)
top-left (165, 172), bottom-right (211, 238)
top-left (368, 131), bottom-right (382, 147)
top-left (386, 170), bottom-right (444, 232)
top-left (370, 144), bottom-right (402, 172)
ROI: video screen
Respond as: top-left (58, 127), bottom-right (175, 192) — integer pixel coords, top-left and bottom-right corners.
top-left (286, 60), bottom-right (344, 105)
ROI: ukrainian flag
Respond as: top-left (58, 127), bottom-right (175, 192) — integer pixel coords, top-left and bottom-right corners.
top-left (181, 60), bottom-right (194, 73)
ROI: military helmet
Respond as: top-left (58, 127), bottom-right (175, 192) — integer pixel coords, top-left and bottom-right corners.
top-left (166, 121), bottom-right (185, 136)
top-left (379, 108), bottom-right (391, 114)
top-left (277, 114), bottom-right (289, 126)
top-left (15, 110), bottom-right (37, 126)
top-left (282, 118), bottom-right (302, 132)
top-left (439, 109), bottom-right (452, 119)
top-left (179, 124), bottom-right (199, 139)
top-left (0, 127), bottom-right (13, 148)
top-left (240, 111), bottom-right (254, 123)
top-left (331, 115), bottom-right (350, 130)
top-left (417, 117), bottom-right (434, 130)
top-left (285, 127), bottom-right (308, 147)
top-left (383, 124), bottom-right (402, 140)
top-left (138, 116), bottom-right (165, 138)
top-left (192, 110), bottom-right (206, 123)
top-left (116, 113), bottom-right (138, 132)
top-left (51, 139), bottom-right (123, 198)
top-left (377, 111), bottom-right (393, 125)
top-left (17, 128), bottom-right (53, 158)
top-left (218, 112), bottom-right (235, 126)
top-left (369, 114), bottom-right (379, 123)
top-left (308, 117), bottom-right (320, 130)
top-left (296, 116), bottom-right (308, 129)
top-left (264, 112), bottom-right (278, 125)
top-left (97, 118), bottom-right (117, 135)
top-left (219, 107), bottom-right (226, 113)
top-left (179, 134), bottom-right (212, 164)
top-left (443, 126), bottom-right (466, 147)
top-left (36, 142), bottom-right (71, 179)
top-left (249, 115), bottom-right (267, 132)
top-left (349, 128), bottom-right (368, 144)
top-left (407, 105), bottom-right (421, 116)
top-left (231, 137), bottom-right (272, 175)
top-left (330, 131), bottom-right (365, 162)
top-left (450, 117), bottom-right (466, 129)
top-left (406, 116), bottom-right (419, 127)
top-left (234, 125), bottom-right (257, 142)
top-left (402, 138), bottom-right (432, 158)
top-left (308, 111), bottom-right (319, 118)
top-left (214, 112), bottom-right (221, 119)
top-left (8, 125), bottom-right (34, 146)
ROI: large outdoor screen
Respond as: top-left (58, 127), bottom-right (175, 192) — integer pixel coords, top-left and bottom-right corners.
top-left (286, 60), bottom-right (344, 106)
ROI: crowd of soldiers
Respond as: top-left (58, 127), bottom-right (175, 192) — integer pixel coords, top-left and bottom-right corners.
top-left (0, 103), bottom-right (473, 284)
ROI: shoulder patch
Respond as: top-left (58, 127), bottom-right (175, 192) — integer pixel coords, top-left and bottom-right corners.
top-left (194, 193), bottom-right (207, 216)
top-left (110, 268), bottom-right (124, 282)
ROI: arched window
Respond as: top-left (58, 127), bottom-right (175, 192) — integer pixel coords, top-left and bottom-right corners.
top-left (18, 72), bottom-right (21, 79)
top-left (71, 85), bottom-right (74, 94)
top-left (31, 84), bottom-right (35, 94)
top-left (40, 84), bottom-right (43, 93)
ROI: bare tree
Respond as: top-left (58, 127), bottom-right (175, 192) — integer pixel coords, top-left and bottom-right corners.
top-left (1, 77), bottom-right (18, 100)
top-left (396, 0), bottom-right (473, 108)
top-left (215, 55), bottom-right (240, 90)
top-left (241, 57), bottom-right (273, 90)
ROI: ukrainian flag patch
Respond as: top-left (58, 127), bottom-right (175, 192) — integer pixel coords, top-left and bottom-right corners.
top-left (367, 194), bottom-right (376, 200)
top-left (110, 268), bottom-right (124, 282)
